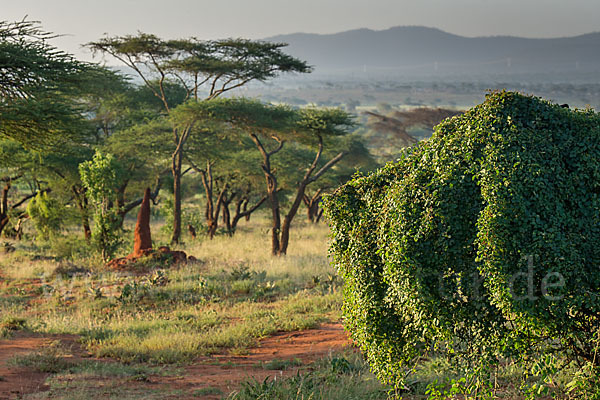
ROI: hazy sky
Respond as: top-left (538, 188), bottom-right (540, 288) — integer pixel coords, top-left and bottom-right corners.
top-left (3, 0), bottom-right (599, 61)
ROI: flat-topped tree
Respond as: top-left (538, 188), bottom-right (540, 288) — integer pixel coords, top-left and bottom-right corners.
top-left (172, 99), bottom-right (357, 255)
top-left (274, 108), bottom-right (356, 255)
top-left (88, 34), bottom-right (310, 243)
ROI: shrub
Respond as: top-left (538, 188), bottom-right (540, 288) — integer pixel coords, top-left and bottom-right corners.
top-left (26, 191), bottom-right (64, 241)
top-left (324, 91), bottom-right (600, 392)
top-left (79, 150), bottom-right (124, 261)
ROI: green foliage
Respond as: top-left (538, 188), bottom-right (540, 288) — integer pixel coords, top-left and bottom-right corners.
top-left (228, 352), bottom-right (388, 400)
top-left (79, 150), bottom-right (122, 204)
top-left (26, 191), bottom-right (64, 241)
top-left (0, 20), bottom-right (96, 147)
top-left (296, 107), bottom-right (356, 138)
top-left (170, 97), bottom-right (297, 135)
top-left (88, 34), bottom-right (311, 105)
top-left (49, 235), bottom-right (93, 260)
top-left (324, 91), bottom-right (600, 393)
top-left (79, 150), bottom-right (124, 260)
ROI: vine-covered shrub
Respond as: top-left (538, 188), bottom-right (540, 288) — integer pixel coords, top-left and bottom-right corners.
top-left (324, 91), bottom-right (600, 391)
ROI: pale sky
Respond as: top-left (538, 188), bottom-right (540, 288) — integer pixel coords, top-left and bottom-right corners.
top-left (3, 0), bottom-right (599, 61)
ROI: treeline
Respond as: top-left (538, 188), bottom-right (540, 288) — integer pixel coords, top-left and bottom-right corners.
top-left (0, 20), bottom-right (376, 259)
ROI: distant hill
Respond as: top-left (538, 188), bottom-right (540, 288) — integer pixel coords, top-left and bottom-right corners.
top-left (265, 26), bottom-right (600, 78)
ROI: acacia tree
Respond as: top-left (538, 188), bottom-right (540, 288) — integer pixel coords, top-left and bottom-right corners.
top-left (169, 98), bottom-right (295, 247)
top-left (252, 108), bottom-right (355, 255)
top-left (88, 33), bottom-right (310, 243)
top-left (97, 82), bottom-right (183, 228)
top-left (172, 98), bottom-right (356, 255)
top-left (0, 19), bottom-right (98, 148)
top-left (184, 128), bottom-right (267, 238)
top-left (303, 136), bottom-right (378, 223)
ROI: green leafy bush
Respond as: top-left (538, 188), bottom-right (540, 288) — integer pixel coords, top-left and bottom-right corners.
top-left (79, 150), bottom-right (124, 261)
top-left (324, 91), bottom-right (600, 393)
top-left (26, 191), bottom-right (64, 241)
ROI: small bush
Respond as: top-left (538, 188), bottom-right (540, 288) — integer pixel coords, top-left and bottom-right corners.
top-left (49, 236), bottom-right (93, 261)
top-left (26, 191), bottom-right (64, 241)
top-left (0, 316), bottom-right (27, 337)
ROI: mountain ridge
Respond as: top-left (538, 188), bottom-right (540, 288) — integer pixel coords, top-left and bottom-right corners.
top-left (264, 26), bottom-right (600, 76)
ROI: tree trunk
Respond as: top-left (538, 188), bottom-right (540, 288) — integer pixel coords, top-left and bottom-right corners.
top-left (115, 180), bottom-right (129, 228)
top-left (279, 136), bottom-right (345, 255)
top-left (316, 208), bottom-right (324, 223)
top-left (0, 180), bottom-right (48, 238)
top-left (0, 181), bottom-right (10, 237)
top-left (230, 194), bottom-right (267, 234)
top-left (207, 184), bottom-right (227, 239)
top-left (243, 200), bottom-right (251, 221)
top-left (0, 217), bottom-right (9, 237)
top-left (222, 197), bottom-right (232, 234)
top-left (250, 134), bottom-right (284, 256)
top-left (279, 183), bottom-right (307, 255)
top-left (304, 195), bottom-right (313, 223)
top-left (78, 194), bottom-right (92, 240)
top-left (268, 187), bottom-right (281, 255)
top-left (303, 189), bottom-right (323, 223)
top-left (171, 124), bottom-right (193, 245)
top-left (171, 150), bottom-right (183, 244)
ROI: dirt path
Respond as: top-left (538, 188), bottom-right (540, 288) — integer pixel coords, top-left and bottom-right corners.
top-left (0, 334), bottom-right (52, 400)
top-left (0, 324), bottom-right (351, 399)
top-left (157, 323), bottom-right (350, 399)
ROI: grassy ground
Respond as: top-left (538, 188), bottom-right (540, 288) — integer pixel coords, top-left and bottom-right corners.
top-left (0, 212), bottom-right (391, 398)
top-left (0, 215), bottom-right (342, 356)
top-left (0, 212), bottom-right (580, 399)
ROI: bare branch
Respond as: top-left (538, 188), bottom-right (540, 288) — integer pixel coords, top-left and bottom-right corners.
top-left (308, 152), bottom-right (346, 184)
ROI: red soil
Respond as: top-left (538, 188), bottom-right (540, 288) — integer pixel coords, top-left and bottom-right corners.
top-left (160, 323), bottom-right (351, 399)
top-left (0, 324), bottom-right (351, 399)
top-left (0, 333), bottom-right (80, 400)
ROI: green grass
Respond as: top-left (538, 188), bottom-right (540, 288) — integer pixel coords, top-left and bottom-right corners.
top-left (83, 291), bottom-right (339, 363)
top-left (0, 211), bottom-right (344, 399)
top-left (8, 341), bottom-right (74, 373)
top-left (228, 351), bottom-right (390, 400)
top-left (0, 214), bottom-right (340, 366)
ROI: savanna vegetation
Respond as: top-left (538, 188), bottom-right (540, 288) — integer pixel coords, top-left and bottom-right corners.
top-left (2, 17), bottom-right (599, 400)
top-left (0, 18), bottom-right (385, 399)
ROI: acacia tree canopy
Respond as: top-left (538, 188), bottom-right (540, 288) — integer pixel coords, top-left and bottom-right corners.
top-left (88, 33), bottom-right (311, 106)
top-left (0, 19), bottom-right (96, 147)
top-left (88, 32), bottom-right (310, 244)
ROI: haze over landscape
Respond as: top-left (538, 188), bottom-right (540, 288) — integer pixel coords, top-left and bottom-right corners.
top-left (266, 26), bottom-right (600, 78)
top-left (3, 0), bottom-right (599, 62)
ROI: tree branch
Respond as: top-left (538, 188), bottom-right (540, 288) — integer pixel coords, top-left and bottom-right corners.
top-left (308, 152), bottom-right (346, 184)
